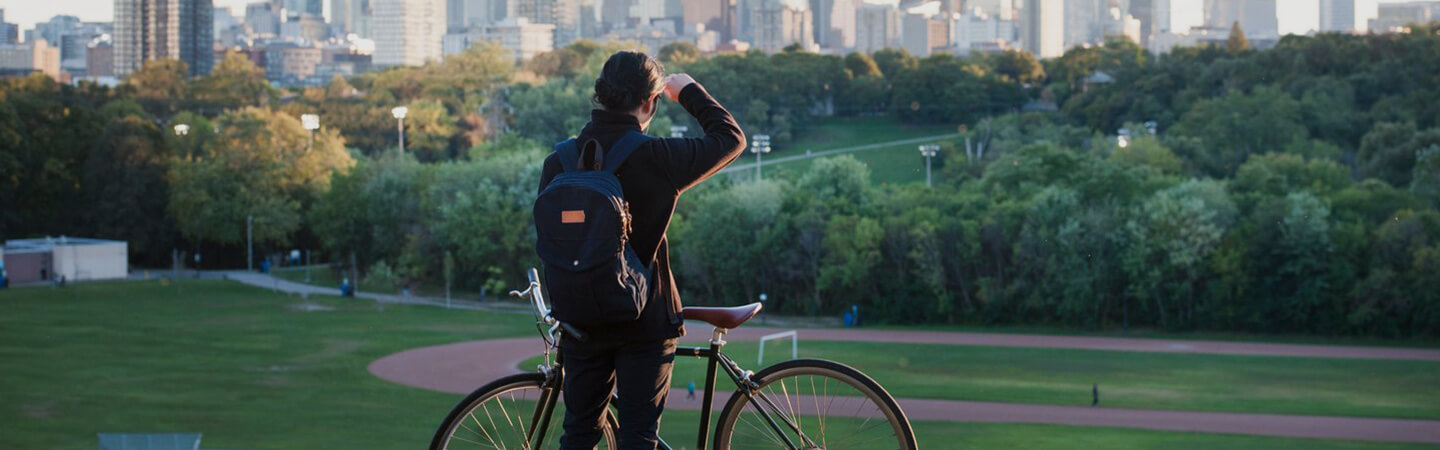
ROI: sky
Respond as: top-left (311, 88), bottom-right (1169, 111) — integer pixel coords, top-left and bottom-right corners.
top-left (0, 0), bottom-right (1418, 42)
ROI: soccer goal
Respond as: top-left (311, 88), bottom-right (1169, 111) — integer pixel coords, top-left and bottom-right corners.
top-left (757, 330), bottom-right (798, 365)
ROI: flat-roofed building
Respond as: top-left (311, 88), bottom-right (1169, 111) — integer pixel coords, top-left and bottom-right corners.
top-left (2, 237), bottom-right (128, 283)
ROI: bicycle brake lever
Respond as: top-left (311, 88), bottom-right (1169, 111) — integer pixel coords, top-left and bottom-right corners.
top-left (508, 288), bottom-right (527, 298)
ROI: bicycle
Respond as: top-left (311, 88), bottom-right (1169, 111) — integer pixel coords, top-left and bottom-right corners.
top-left (430, 268), bottom-right (917, 450)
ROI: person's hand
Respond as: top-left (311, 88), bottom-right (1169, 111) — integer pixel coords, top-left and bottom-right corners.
top-left (664, 74), bottom-right (696, 102)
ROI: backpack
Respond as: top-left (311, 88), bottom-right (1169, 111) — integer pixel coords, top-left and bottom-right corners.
top-left (534, 131), bottom-right (654, 326)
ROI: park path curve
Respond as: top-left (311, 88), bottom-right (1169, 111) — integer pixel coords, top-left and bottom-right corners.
top-left (370, 332), bottom-right (1440, 444)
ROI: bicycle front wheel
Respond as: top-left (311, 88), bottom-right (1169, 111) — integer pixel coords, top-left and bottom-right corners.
top-left (714, 359), bottom-right (916, 450)
top-left (430, 373), bottom-right (616, 450)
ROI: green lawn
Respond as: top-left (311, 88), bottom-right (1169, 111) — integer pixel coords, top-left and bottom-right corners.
top-left (764, 138), bottom-right (961, 185)
top-left (524, 338), bottom-right (1440, 420)
top-left (6, 280), bottom-right (1433, 448)
top-left (776, 117), bottom-right (956, 158)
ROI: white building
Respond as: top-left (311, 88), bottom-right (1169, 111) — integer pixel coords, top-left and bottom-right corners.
top-left (2, 237), bottom-right (128, 283)
top-left (952, 8), bottom-right (1018, 51)
top-left (1021, 0), bottom-right (1063, 58)
top-left (855, 0), bottom-right (900, 52)
top-left (750, 0), bottom-right (814, 51)
top-left (442, 17), bottom-right (554, 61)
top-left (1320, 0), bottom-right (1378, 32)
top-left (374, 0), bottom-right (446, 67)
top-left (900, 1), bottom-right (948, 57)
top-left (1368, 1), bottom-right (1439, 32)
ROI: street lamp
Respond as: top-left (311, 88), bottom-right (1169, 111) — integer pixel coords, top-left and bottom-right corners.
top-left (670, 125), bottom-right (688, 138)
top-left (751, 134), bottom-right (771, 181)
top-left (173, 124), bottom-right (190, 137)
top-left (391, 106), bottom-right (408, 156)
top-left (301, 114), bottom-right (320, 151)
top-left (918, 144), bottom-right (940, 187)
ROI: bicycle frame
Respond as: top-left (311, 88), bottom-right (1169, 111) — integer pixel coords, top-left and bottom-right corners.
top-left (510, 268), bottom-right (817, 450)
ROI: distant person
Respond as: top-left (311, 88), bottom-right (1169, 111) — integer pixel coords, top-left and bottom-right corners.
top-left (340, 277), bottom-right (354, 298)
top-left (1092, 383), bottom-right (1099, 407)
top-left (537, 51), bottom-right (745, 450)
top-left (687, 380), bottom-right (696, 400)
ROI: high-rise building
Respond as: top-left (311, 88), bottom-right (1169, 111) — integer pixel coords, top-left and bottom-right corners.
top-left (952, 8), bottom-right (1018, 51)
top-left (87, 41), bottom-right (115, 76)
top-left (442, 17), bottom-right (554, 61)
top-left (1368, 1), bottom-right (1440, 32)
top-left (1064, 0), bottom-right (1105, 47)
top-left (332, 0), bottom-right (375, 37)
top-left (1021, 0), bottom-right (1062, 58)
top-left (284, 0), bottom-right (324, 19)
top-left (247, 1), bottom-right (283, 36)
top-left (373, 0), bottom-right (445, 67)
top-left (750, 0), bottom-right (813, 51)
top-left (516, 0), bottom-right (580, 45)
top-left (901, 11), bottom-right (948, 56)
top-left (811, 0), bottom-right (857, 49)
top-left (855, 0), bottom-right (899, 52)
top-left (1320, 0), bottom-right (1378, 32)
top-left (0, 9), bottom-right (18, 45)
top-left (0, 39), bottom-right (62, 79)
top-left (113, 0), bottom-right (214, 77)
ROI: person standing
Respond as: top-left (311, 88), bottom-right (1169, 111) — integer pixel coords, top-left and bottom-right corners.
top-left (538, 51), bottom-right (745, 450)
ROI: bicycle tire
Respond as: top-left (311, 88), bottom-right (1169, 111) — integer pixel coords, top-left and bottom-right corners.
top-left (713, 359), bottom-right (917, 450)
top-left (430, 372), bottom-right (617, 450)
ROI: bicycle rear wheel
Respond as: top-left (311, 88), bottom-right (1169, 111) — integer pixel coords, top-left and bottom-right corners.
top-left (430, 373), bottom-right (616, 450)
top-left (714, 359), bottom-right (916, 450)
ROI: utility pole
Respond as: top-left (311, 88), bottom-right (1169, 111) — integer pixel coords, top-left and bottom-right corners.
top-left (247, 215), bottom-right (253, 272)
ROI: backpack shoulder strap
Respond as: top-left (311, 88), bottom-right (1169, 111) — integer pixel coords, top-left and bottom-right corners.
top-left (601, 131), bottom-right (651, 174)
top-left (553, 138), bottom-right (580, 172)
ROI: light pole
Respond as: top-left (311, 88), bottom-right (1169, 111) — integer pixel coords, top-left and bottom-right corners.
top-left (301, 114), bottom-right (320, 151)
top-left (391, 106), bottom-right (408, 157)
top-left (247, 215), bottom-right (253, 272)
top-left (918, 144), bottom-right (940, 187)
top-left (670, 125), bottom-right (688, 138)
top-left (751, 134), bottom-right (771, 181)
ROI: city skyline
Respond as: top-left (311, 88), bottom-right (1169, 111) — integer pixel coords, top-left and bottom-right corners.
top-left (5, 0), bottom-right (1426, 41)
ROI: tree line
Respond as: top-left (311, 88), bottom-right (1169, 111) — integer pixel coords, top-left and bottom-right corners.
top-left (2, 27), bottom-right (1438, 337)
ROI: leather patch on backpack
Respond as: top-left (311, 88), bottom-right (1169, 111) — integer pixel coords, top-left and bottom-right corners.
top-left (561, 210), bottom-right (586, 224)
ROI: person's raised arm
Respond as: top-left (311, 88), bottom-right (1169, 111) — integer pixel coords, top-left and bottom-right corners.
top-left (654, 74), bottom-right (746, 193)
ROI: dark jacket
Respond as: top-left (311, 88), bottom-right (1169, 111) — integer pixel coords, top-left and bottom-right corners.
top-left (538, 83), bottom-right (746, 341)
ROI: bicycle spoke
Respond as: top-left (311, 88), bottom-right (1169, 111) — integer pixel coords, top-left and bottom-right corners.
top-left (716, 364), bottom-right (910, 450)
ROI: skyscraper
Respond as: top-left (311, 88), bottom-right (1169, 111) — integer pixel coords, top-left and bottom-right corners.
top-left (855, 0), bottom-right (899, 52)
top-left (332, 0), bottom-right (374, 37)
top-left (113, 0), bottom-right (214, 77)
top-left (373, 0), bottom-right (445, 67)
top-left (750, 0), bottom-right (813, 51)
top-left (284, 0), bottom-right (325, 19)
top-left (0, 9), bottom-right (18, 45)
top-left (811, 0), bottom-right (856, 49)
top-left (1021, 0), bottom-right (1063, 58)
top-left (1320, 0), bottom-right (1378, 32)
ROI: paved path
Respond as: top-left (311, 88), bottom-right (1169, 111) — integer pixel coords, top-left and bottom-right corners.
top-left (222, 271), bottom-right (527, 313)
top-left (720, 133), bottom-right (963, 173)
top-left (371, 337), bottom-right (1440, 444)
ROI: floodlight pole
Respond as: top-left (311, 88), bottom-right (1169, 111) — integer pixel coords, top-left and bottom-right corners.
top-left (391, 107), bottom-right (408, 157)
top-left (918, 144), bottom-right (939, 187)
top-left (751, 134), bottom-right (771, 181)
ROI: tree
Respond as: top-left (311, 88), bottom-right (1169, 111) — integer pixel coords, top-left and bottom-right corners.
top-left (81, 116), bottom-right (176, 263)
top-left (194, 51), bottom-right (271, 111)
top-left (990, 49), bottom-right (1045, 84)
top-left (123, 59), bottom-right (190, 115)
top-left (870, 48), bottom-right (917, 79)
top-left (1109, 136), bottom-right (1183, 174)
top-left (843, 52), bottom-right (882, 78)
top-left (658, 41), bottom-right (701, 65)
top-left (1169, 86), bottom-right (1307, 176)
top-left (169, 108), bottom-right (354, 247)
top-left (1226, 21), bottom-right (1250, 53)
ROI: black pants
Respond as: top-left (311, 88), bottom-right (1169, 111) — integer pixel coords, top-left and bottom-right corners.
top-left (559, 336), bottom-right (677, 450)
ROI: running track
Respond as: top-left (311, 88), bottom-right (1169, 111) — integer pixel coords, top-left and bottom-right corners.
top-left (219, 274), bottom-right (1440, 443)
top-left (370, 327), bottom-right (1440, 444)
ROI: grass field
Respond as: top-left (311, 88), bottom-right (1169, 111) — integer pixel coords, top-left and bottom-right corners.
top-left (777, 117), bottom-right (956, 158)
top-left (3, 280), bottom-right (1432, 448)
top-left (520, 339), bottom-right (1440, 421)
